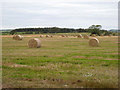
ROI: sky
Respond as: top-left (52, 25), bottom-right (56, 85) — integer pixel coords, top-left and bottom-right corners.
top-left (1, 0), bottom-right (119, 30)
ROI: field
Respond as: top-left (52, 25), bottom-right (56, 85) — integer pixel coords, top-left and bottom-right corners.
top-left (2, 34), bottom-right (118, 88)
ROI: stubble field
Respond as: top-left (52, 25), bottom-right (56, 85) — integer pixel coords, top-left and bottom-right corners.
top-left (2, 34), bottom-right (118, 88)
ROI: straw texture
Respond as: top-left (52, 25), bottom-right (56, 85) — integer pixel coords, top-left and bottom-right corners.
top-left (84, 35), bottom-right (89, 39)
top-left (77, 34), bottom-right (83, 38)
top-left (13, 35), bottom-right (23, 40)
top-left (46, 35), bottom-right (50, 37)
top-left (89, 38), bottom-right (99, 47)
top-left (40, 35), bottom-right (44, 38)
top-left (61, 35), bottom-right (65, 37)
top-left (28, 38), bottom-right (41, 48)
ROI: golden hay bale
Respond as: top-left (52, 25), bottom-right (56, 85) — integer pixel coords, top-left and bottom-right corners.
top-left (50, 35), bottom-right (53, 37)
top-left (83, 35), bottom-right (89, 39)
top-left (65, 35), bottom-right (68, 37)
top-left (77, 34), bottom-right (83, 38)
top-left (46, 35), bottom-right (50, 37)
top-left (40, 35), bottom-right (44, 38)
top-left (61, 35), bottom-right (65, 37)
top-left (28, 38), bottom-right (41, 48)
top-left (13, 35), bottom-right (23, 40)
top-left (92, 34), bottom-right (96, 37)
top-left (89, 38), bottom-right (99, 47)
top-left (13, 35), bottom-right (16, 39)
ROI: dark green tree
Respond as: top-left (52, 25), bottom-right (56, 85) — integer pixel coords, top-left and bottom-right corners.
top-left (88, 25), bottom-right (102, 36)
top-left (10, 30), bottom-right (16, 35)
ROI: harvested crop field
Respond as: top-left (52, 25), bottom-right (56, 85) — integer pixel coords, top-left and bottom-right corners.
top-left (2, 35), bottom-right (118, 88)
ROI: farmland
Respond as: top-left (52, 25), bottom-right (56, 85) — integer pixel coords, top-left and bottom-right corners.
top-left (2, 34), bottom-right (118, 88)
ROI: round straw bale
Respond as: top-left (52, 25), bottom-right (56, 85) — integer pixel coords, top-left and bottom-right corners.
top-left (46, 35), bottom-right (50, 37)
top-left (13, 35), bottom-right (16, 39)
top-left (65, 35), bottom-right (68, 37)
top-left (13, 35), bottom-right (23, 40)
top-left (50, 35), bottom-right (53, 37)
top-left (83, 35), bottom-right (89, 39)
top-left (77, 34), bottom-right (83, 38)
top-left (40, 35), bottom-right (44, 38)
top-left (92, 34), bottom-right (96, 37)
top-left (89, 38), bottom-right (99, 47)
top-left (61, 35), bottom-right (65, 37)
top-left (28, 38), bottom-right (41, 48)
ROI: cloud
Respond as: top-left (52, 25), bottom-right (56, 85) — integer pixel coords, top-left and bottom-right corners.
top-left (1, 0), bottom-right (118, 29)
top-left (1, 0), bottom-right (119, 3)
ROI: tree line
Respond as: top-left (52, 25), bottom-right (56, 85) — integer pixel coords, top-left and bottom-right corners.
top-left (9, 25), bottom-right (116, 36)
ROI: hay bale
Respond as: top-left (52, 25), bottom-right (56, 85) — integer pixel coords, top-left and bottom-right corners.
top-left (13, 35), bottom-right (23, 40)
top-left (13, 35), bottom-right (16, 39)
top-left (40, 35), bottom-right (44, 38)
top-left (83, 35), bottom-right (89, 39)
top-left (77, 34), bottom-right (83, 38)
top-left (61, 35), bottom-right (65, 37)
top-left (92, 34), bottom-right (96, 37)
top-left (65, 35), bottom-right (68, 37)
top-left (89, 38), bottom-right (99, 47)
top-left (50, 35), bottom-right (53, 37)
top-left (28, 38), bottom-right (41, 48)
top-left (46, 35), bottom-right (50, 38)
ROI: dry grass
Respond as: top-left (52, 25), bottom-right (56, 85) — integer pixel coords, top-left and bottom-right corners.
top-left (2, 34), bottom-right (118, 88)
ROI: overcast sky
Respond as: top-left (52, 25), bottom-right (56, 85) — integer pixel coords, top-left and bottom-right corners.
top-left (1, 0), bottom-right (119, 30)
